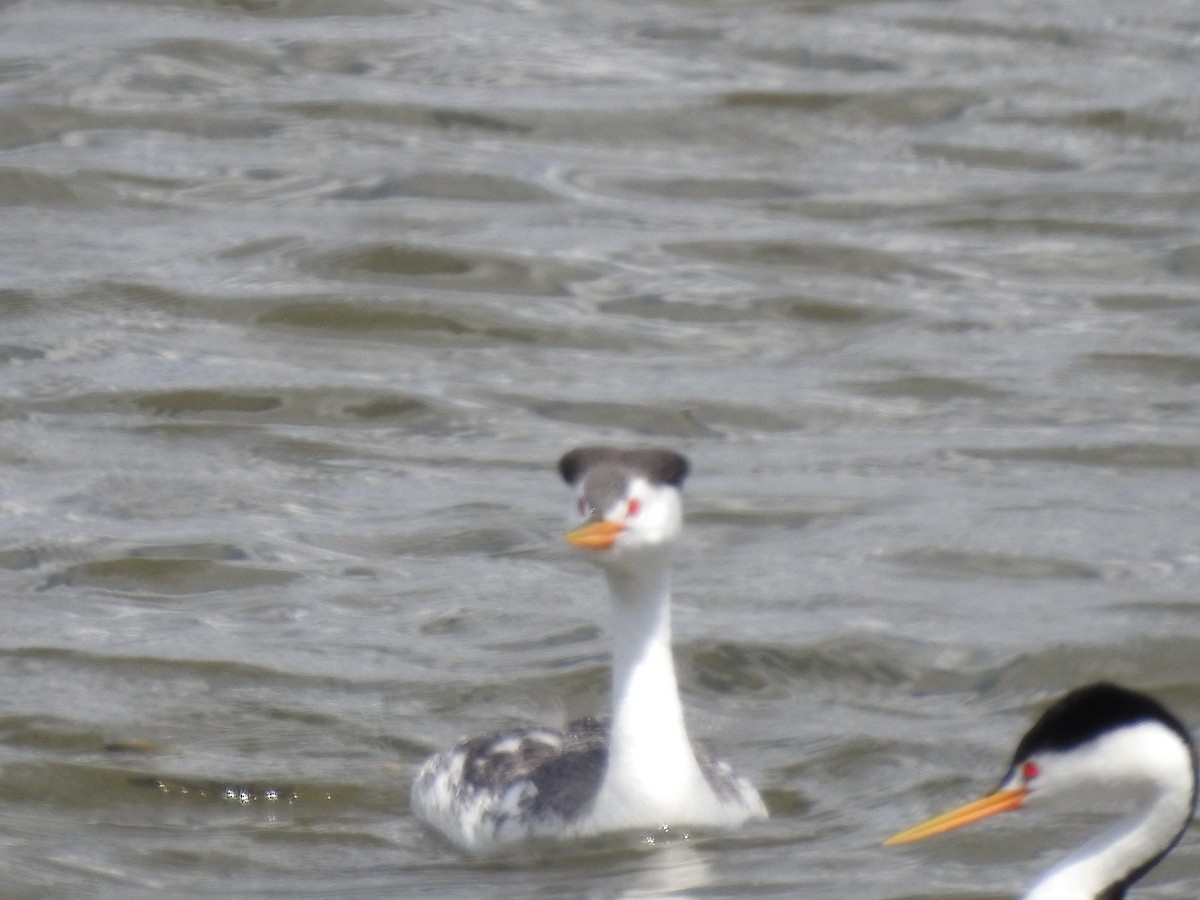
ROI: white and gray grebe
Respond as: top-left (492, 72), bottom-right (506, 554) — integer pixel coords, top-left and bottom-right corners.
top-left (886, 682), bottom-right (1197, 899)
top-left (411, 447), bottom-right (767, 852)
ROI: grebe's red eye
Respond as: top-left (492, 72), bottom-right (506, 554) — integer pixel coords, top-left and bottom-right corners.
top-left (576, 498), bottom-right (588, 516)
top-left (627, 498), bottom-right (641, 517)
top-left (1021, 761), bottom-right (1040, 782)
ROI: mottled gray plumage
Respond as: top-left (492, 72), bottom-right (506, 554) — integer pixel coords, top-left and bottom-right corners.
top-left (453, 718), bottom-right (608, 826)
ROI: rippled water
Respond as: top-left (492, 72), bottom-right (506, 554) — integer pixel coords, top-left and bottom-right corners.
top-left (2, 0), bottom-right (1200, 896)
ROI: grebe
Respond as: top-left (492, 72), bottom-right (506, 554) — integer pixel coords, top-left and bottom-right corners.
top-left (411, 446), bottom-right (767, 852)
top-left (886, 682), bottom-right (1197, 899)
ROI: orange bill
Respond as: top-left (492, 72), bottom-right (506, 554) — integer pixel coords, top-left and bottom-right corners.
top-left (565, 520), bottom-right (623, 549)
top-left (883, 787), bottom-right (1027, 846)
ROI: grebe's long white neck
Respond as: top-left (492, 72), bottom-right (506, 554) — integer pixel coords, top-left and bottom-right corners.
top-left (606, 561), bottom-right (688, 773)
top-left (886, 683), bottom-right (1197, 900)
top-left (592, 558), bottom-right (715, 827)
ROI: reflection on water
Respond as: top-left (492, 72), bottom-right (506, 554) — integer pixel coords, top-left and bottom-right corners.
top-left (1, 0), bottom-right (1199, 896)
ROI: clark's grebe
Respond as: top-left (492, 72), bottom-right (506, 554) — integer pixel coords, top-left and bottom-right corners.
top-left (886, 682), bottom-right (1196, 899)
top-left (411, 447), bottom-right (767, 852)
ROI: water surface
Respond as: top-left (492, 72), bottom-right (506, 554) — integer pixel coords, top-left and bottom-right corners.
top-left (2, 0), bottom-right (1200, 896)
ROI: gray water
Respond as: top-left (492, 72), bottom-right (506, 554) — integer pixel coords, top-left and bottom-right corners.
top-left (2, 0), bottom-right (1200, 896)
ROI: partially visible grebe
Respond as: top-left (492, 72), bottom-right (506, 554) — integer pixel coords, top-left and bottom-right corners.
top-left (886, 683), bottom-right (1196, 899)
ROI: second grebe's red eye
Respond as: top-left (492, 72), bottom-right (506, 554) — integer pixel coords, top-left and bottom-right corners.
top-left (577, 498), bottom-right (587, 516)
top-left (627, 499), bottom-right (641, 517)
top-left (1021, 761), bottom-right (1040, 782)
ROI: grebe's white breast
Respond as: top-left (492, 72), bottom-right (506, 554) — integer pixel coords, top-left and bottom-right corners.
top-left (411, 447), bottom-right (767, 853)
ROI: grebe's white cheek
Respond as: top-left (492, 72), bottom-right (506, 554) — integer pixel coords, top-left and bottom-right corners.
top-left (1026, 753), bottom-right (1080, 806)
top-left (1035, 739), bottom-right (1162, 814)
top-left (639, 488), bottom-right (681, 543)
